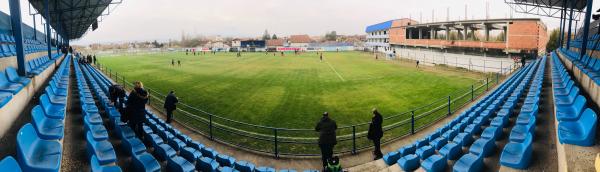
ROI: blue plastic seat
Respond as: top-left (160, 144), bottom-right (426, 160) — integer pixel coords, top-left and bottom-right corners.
top-left (234, 161), bottom-right (256, 172)
top-left (0, 71), bottom-right (23, 94)
top-left (469, 138), bottom-right (496, 157)
top-left (154, 143), bottom-right (177, 161)
top-left (500, 133), bottom-right (533, 169)
top-left (216, 154), bottom-right (236, 167)
top-left (0, 91), bottom-right (12, 108)
top-left (45, 87), bottom-right (67, 105)
top-left (421, 154), bottom-right (447, 172)
top-left (439, 142), bottom-right (462, 160)
top-left (5, 67), bottom-right (30, 86)
top-left (166, 156), bottom-right (195, 172)
top-left (0, 156), bottom-right (22, 172)
top-left (86, 132), bottom-right (117, 165)
top-left (382, 151), bottom-right (400, 165)
top-left (556, 95), bottom-right (587, 121)
top-left (558, 108), bottom-right (598, 146)
top-left (201, 147), bottom-right (218, 159)
top-left (123, 137), bottom-right (147, 156)
top-left (397, 154), bottom-right (420, 171)
top-left (84, 119), bottom-right (109, 141)
top-left (453, 132), bottom-right (473, 147)
top-left (16, 123), bottom-right (62, 172)
top-left (130, 150), bottom-right (160, 172)
top-left (168, 137), bottom-right (186, 152)
top-left (116, 125), bottom-right (136, 140)
top-left (91, 155), bottom-right (121, 172)
top-left (430, 137), bottom-right (448, 150)
top-left (480, 126), bottom-right (502, 141)
top-left (180, 147), bottom-right (202, 164)
top-left (400, 144), bottom-right (417, 156)
top-left (31, 105), bottom-right (64, 140)
top-left (453, 153), bottom-right (483, 172)
top-left (415, 145), bottom-right (435, 160)
top-left (197, 157), bottom-right (219, 172)
top-left (464, 124), bottom-right (482, 135)
top-left (40, 94), bottom-right (66, 119)
top-left (509, 118), bottom-right (536, 142)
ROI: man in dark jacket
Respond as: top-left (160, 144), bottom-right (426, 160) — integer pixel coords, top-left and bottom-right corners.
top-left (163, 91), bottom-right (179, 124)
top-left (315, 112), bottom-right (337, 168)
top-left (125, 81), bottom-right (149, 137)
top-left (108, 84), bottom-right (127, 112)
top-left (367, 108), bottom-right (384, 160)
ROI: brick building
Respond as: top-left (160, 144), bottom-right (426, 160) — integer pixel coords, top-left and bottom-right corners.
top-left (368, 18), bottom-right (548, 57)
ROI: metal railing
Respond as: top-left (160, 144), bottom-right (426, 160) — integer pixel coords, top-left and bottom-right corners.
top-left (94, 60), bottom-right (513, 157)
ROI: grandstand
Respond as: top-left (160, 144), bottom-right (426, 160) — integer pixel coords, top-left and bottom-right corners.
top-left (0, 0), bottom-right (599, 172)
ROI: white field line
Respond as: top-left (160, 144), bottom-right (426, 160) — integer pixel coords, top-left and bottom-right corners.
top-left (325, 61), bottom-right (346, 82)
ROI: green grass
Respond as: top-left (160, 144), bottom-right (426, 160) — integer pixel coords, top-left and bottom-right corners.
top-left (99, 51), bottom-right (482, 129)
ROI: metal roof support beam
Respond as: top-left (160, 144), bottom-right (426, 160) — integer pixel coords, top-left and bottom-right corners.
top-left (560, 0), bottom-right (568, 48)
top-left (579, 0), bottom-right (593, 60)
top-left (9, 0), bottom-right (27, 76)
top-left (566, 0), bottom-right (576, 48)
top-left (558, 5), bottom-right (565, 48)
top-left (44, 0), bottom-right (53, 60)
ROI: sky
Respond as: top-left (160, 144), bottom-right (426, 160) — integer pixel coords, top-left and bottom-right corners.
top-left (1, 0), bottom-right (599, 45)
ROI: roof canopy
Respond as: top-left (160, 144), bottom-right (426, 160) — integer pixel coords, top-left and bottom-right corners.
top-left (365, 20), bottom-right (394, 33)
top-left (27, 0), bottom-right (121, 40)
top-left (505, 0), bottom-right (587, 20)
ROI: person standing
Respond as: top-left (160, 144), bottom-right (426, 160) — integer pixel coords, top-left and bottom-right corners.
top-left (163, 91), bottom-right (179, 124)
top-left (125, 81), bottom-right (149, 137)
top-left (521, 56), bottom-right (526, 68)
top-left (93, 55), bottom-right (97, 65)
top-left (108, 84), bottom-right (127, 112)
top-left (172, 59), bottom-right (175, 66)
top-left (320, 53), bottom-right (323, 62)
top-left (178, 60), bottom-right (181, 67)
top-left (416, 60), bottom-right (420, 68)
top-left (367, 109), bottom-right (384, 160)
top-left (315, 112), bottom-right (337, 169)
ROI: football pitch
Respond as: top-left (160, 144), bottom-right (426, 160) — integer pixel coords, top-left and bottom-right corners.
top-left (98, 51), bottom-right (483, 129)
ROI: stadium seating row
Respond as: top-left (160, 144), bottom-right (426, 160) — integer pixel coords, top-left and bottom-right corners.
top-left (382, 57), bottom-right (543, 171)
top-left (81, 62), bottom-right (321, 172)
top-left (74, 57), bottom-right (123, 171)
top-left (0, 33), bottom-right (50, 57)
top-left (498, 56), bottom-right (546, 169)
top-left (0, 54), bottom-right (70, 172)
top-left (551, 52), bottom-right (598, 146)
top-left (0, 53), bottom-right (61, 109)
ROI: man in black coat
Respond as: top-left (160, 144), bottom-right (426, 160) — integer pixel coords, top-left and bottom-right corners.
top-left (315, 112), bottom-right (337, 168)
top-left (368, 108), bottom-right (384, 160)
top-left (108, 84), bottom-right (126, 112)
top-left (164, 91), bottom-right (179, 124)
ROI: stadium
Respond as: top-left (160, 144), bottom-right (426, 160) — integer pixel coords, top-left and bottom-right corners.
top-left (0, 0), bottom-right (598, 172)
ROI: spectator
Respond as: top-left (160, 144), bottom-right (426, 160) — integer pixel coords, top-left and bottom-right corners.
top-left (315, 112), bottom-right (337, 169)
top-left (521, 56), bottom-right (526, 68)
top-left (125, 81), bottom-right (149, 137)
top-left (163, 90), bottom-right (179, 124)
top-left (367, 108), bottom-right (383, 160)
top-left (108, 84), bottom-right (127, 112)
top-left (93, 55), bottom-right (97, 65)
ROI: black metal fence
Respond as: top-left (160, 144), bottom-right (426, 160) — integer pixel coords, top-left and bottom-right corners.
top-left (95, 62), bottom-right (511, 157)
